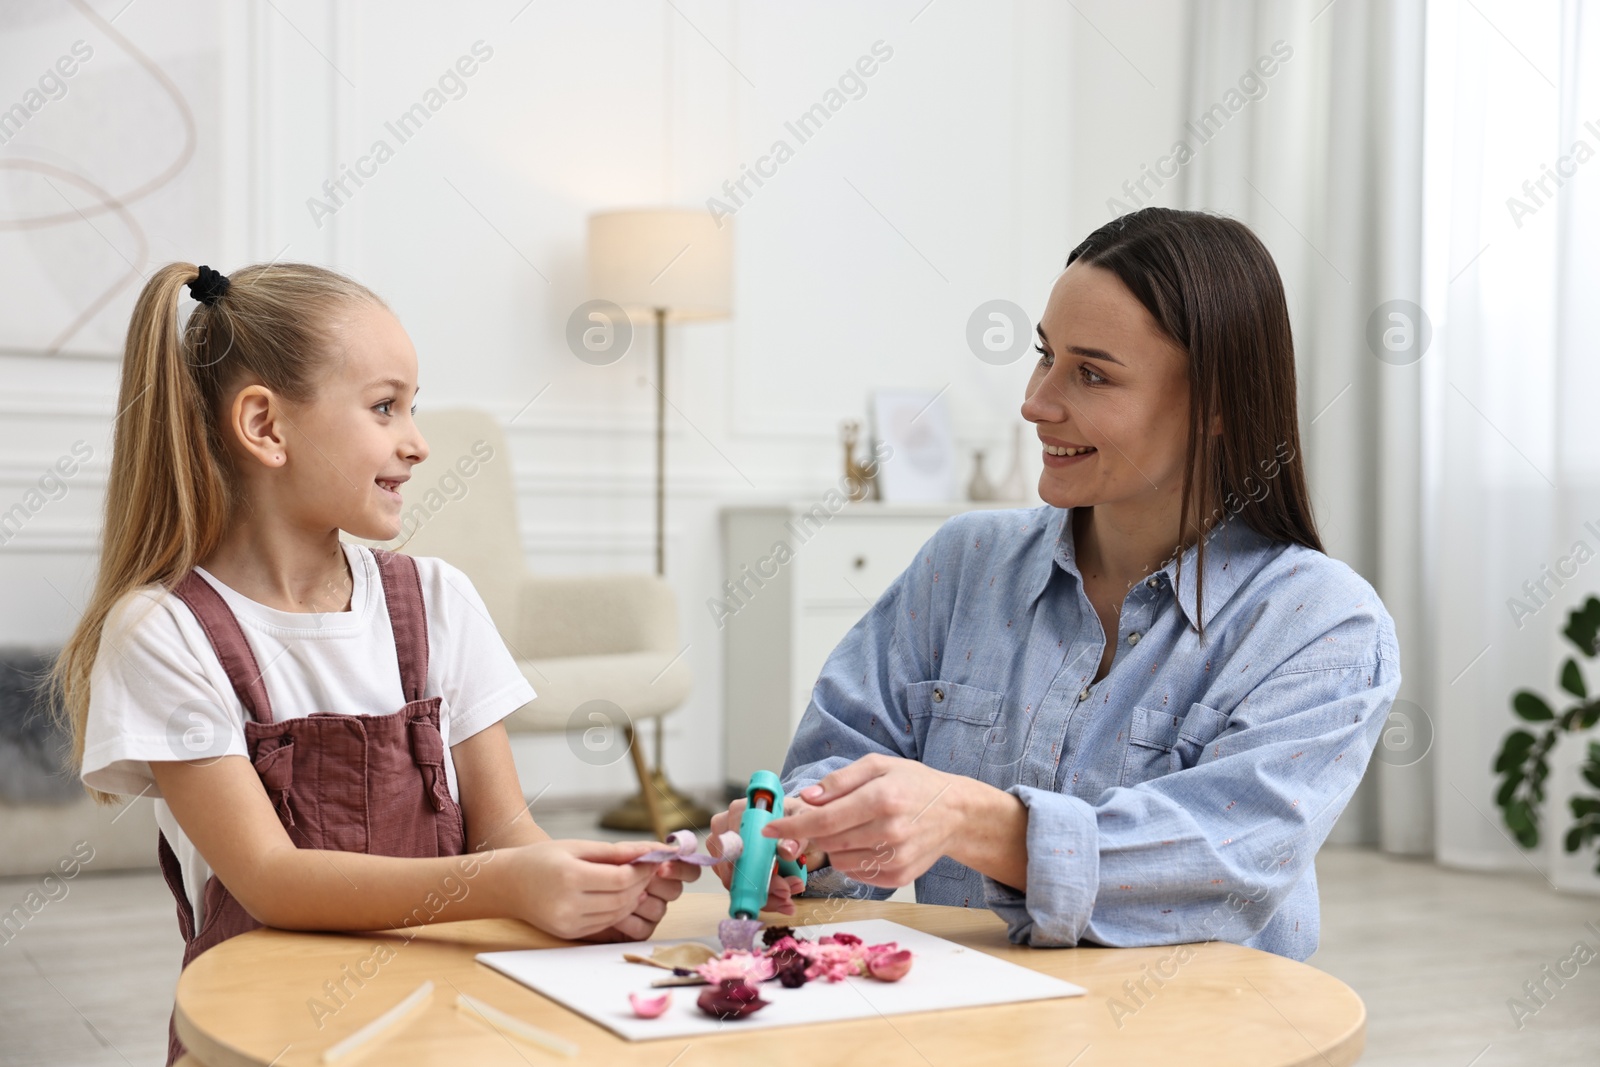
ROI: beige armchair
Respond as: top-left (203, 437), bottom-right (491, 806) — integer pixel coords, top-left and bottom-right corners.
top-left (379, 408), bottom-right (703, 840)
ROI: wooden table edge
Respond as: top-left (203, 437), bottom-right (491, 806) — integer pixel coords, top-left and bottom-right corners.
top-left (174, 896), bottom-right (1368, 1066)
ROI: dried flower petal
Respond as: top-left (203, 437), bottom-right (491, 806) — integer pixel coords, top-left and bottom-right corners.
top-left (761, 925), bottom-right (797, 947)
top-left (629, 991), bottom-right (672, 1018)
top-left (771, 948), bottom-right (810, 988)
top-left (801, 942), bottom-right (864, 982)
top-left (697, 953), bottom-right (775, 984)
top-left (866, 948), bottom-right (914, 982)
top-left (640, 942), bottom-right (718, 970)
top-left (697, 979), bottom-right (769, 1020)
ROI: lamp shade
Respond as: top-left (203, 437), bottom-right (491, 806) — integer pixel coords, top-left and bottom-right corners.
top-left (587, 208), bottom-right (732, 321)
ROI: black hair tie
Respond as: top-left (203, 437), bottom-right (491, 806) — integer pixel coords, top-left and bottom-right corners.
top-left (188, 264), bottom-right (230, 306)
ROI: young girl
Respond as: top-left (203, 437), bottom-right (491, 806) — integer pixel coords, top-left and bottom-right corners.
top-left (52, 262), bottom-right (698, 1064)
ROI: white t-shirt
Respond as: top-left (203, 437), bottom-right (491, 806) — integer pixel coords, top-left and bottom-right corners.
top-left (81, 543), bottom-right (536, 930)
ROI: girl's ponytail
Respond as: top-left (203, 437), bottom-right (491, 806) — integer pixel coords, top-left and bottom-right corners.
top-left (52, 260), bottom-right (383, 803)
top-left (115, 262), bottom-right (235, 589)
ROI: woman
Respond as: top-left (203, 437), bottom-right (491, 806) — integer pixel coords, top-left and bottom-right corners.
top-left (708, 207), bottom-right (1400, 961)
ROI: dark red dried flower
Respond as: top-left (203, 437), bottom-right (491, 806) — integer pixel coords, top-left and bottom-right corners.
top-left (761, 925), bottom-right (797, 947)
top-left (768, 947), bottom-right (810, 988)
top-left (697, 978), bottom-right (769, 1020)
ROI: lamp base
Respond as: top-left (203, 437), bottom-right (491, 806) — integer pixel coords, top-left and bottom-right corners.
top-left (599, 769), bottom-right (713, 835)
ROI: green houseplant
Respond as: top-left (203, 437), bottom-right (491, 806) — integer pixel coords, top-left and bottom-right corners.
top-left (1493, 597), bottom-right (1600, 872)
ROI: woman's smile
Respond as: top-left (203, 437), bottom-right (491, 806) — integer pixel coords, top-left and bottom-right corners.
top-left (1040, 434), bottom-right (1099, 467)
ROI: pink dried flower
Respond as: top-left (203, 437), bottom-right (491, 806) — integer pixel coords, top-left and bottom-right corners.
top-left (801, 942), bottom-right (866, 982)
top-left (628, 991), bottom-right (672, 1018)
top-left (866, 948), bottom-right (914, 982)
top-left (749, 927), bottom-right (915, 985)
top-left (697, 952), bottom-right (775, 984)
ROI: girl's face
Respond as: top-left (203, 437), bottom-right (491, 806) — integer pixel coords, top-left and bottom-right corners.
top-left (273, 302), bottom-right (429, 541)
top-left (1021, 262), bottom-right (1193, 515)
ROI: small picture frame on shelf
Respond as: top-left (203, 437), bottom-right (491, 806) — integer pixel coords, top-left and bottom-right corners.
top-left (870, 388), bottom-right (956, 503)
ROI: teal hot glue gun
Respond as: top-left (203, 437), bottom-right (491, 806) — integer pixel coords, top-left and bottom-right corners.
top-left (720, 769), bottom-right (807, 952)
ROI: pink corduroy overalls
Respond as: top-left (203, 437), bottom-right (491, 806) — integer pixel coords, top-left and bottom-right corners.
top-left (156, 549), bottom-right (466, 1065)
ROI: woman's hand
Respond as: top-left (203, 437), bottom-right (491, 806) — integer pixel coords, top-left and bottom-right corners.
top-left (495, 839), bottom-right (661, 940)
top-left (760, 754), bottom-right (1019, 889)
top-left (581, 856), bottom-right (703, 943)
top-left (706, 798), bottom-right (822, 915)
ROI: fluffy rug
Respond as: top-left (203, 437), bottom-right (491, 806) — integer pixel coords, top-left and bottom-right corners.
top-left (0, 649), bottom-right (82, 804)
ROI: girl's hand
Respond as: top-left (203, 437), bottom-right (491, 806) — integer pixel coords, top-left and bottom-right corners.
top-left (581, 857), bottom-right (703, 943)
top-left (497, 839), bottom-right (661, 940)
top-left (706, 798), bottom-right (822, 915)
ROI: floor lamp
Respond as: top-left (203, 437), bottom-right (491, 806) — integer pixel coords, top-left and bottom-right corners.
top-left (587, 208), bottom-right (731, 833)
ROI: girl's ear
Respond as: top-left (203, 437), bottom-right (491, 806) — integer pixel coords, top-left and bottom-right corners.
top-left (229, 385), bottom-right (288, 466)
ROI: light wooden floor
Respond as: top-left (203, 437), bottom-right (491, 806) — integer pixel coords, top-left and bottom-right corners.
top-left (2, 808), bottom-right (1596, 1066)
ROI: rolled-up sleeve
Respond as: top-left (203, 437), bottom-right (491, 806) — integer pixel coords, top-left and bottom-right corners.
top-left (984, 647), bottom-right (1400, 954)
top-left (779, 537), bottom-right (937, 900)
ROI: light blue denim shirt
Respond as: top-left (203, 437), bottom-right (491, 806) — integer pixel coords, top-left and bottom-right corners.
top-left (781, 504), bottom-right (1400, 961)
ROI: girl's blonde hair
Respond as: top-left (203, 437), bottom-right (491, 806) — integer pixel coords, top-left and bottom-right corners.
top-left (53, 261), bottom-right (384, 804)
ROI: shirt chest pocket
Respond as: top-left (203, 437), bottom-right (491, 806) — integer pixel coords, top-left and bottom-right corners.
top-left (905, 680), bottom-right (1004, 781)
top-left (1119, 702), bottom-right (1231, 786)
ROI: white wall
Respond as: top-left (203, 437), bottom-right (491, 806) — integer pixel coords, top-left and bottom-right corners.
top-left (0, 0), bottom-right (1190, 802)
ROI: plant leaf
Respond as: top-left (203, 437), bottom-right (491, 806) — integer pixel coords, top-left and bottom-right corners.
top-left (1496, 772), bottom-right (1523, 806)
top-left (1496, 733), bottom-right (1536, 771)
top-left (1566, 600), bottom-right (1600, 657)
top-left (1514, 692), bottom-right (1555, 721)
top-left (1562, 658), bottom-right (1588, 698)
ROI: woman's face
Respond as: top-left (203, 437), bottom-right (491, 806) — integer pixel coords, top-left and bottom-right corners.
top-left (1021, 261), bottom-right (1193, 514)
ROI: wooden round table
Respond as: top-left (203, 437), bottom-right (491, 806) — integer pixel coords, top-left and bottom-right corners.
top-left (174, 894), bottom-right (1364, 1066)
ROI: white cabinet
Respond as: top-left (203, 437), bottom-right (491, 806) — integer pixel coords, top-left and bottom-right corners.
top-left (718, 501), bottom-right (984, 794)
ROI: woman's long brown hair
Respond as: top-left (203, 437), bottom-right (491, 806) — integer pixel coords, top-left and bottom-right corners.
top-left (52, 262), bottom-right (382, 804)
top-left (1066, 207), bottom-right (1322, 634)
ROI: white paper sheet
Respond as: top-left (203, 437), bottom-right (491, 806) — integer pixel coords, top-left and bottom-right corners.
top-left (475, 918), bottom-right (1086, 1041)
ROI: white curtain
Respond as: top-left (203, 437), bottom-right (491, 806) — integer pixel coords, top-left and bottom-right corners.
top-left (1173, 0), bottom-right (1432, 856)
top-left (1171, 0), bottom-right (1600, 892)
top-left (1425, 0), bottom-right (1600, 893)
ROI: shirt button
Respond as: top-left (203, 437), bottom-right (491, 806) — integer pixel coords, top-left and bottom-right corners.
top-left (1146, 577), bottom-right (1159, 589)
top-left (932, 687), bottom-right (945, 703)
top-left (1077, 687), bottom-right (1090, 702)
top-left (1128, 632), bottom-right (1141, 646)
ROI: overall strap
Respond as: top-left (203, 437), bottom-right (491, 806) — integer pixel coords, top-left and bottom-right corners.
top-left (171, 573), bottom-right (275, 725)
top-left (370, 548), bottom-right (430, 701)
